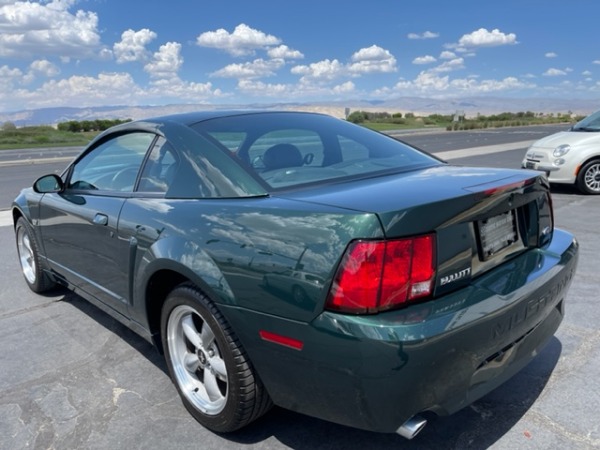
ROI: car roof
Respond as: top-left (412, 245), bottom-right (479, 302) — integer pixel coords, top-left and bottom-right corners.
top-left (88, 110), bottom-right (326, 149)
top-left (142, 110), bottom-right (321, 126)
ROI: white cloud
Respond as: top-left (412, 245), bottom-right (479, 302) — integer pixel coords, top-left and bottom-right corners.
top-left (0, 0), bottom-right (101, 58)
top-left (0, 64), bottom-right (24, 94)
top-left (144, 42), bottom-right (183, 79)
top-left (332, 81), bottom-right (355, 94)
top-left (408, 31), bottom-right (439, 40)
top-left (458, 28), bottom-right (517, 48)
top-left (292, 45), bottom-right (396, 84)
top-left (0, 65), bottom-right (22, 77)
top-left (237, 78), bottom-right (356, 100)
top-left (454, 77), bottom-right (530, 93)
top-left (196, 23), bottom-right (280, 57)
top-left (29, 59), bottom-right (60, 77)
top-left (211, 58), bottom-right (284, 79)
top-left (545, 52), bottom-right (557, 58)
top-left (1, 70), bottom-right (225, 110)
top-left (20, 72), bottom-right (143, 108)
top-left (349, 45), bottom-right (396, 74)
top-left (98, 48), bottom-right (113, 61)
top-left (396, 72), bottom-right (450, 91)
top-left (113, 29), bottom-right (157, 63)
top-left (430, 58), bottom-right (464, 73)
top-left (583, 70), bottom-right (592, 76)
top-left (439, 51), bottom-right (456, 60)
top-left (543, 68), bottom-right (567, 76)
top-left (146, 78), bottom-right (223, 102)
top-left (413, 55), bottom-right (437, 65)
top-left (593, 60), bottom-right (600, 65)
top-left (350, 45), bottom-right (391, 62)
top-left (267, 45), bottom-right (304, 60)
top-left (292, 59), bottom-right (345, 81)
top-left (238, 79), bottom-right (290, 97)
top-left (394, 72), bottom-right (533, 96)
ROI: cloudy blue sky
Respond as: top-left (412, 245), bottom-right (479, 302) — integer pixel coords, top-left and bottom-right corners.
top-left (1, 0), bottom-right (599, 113)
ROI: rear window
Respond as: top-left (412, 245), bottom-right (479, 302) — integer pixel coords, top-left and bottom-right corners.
top-left (192, 112), bottom-right (440, 189)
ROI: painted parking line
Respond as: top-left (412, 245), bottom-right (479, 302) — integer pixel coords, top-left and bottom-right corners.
top-left (0, 157), bottom-right (73, 167)
top-left (433, 140), bottom-right (534, 160)
top-left (0, 210), bottom-right (12, 227)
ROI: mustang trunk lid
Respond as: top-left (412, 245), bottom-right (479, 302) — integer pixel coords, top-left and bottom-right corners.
top-left (279, 165), bottom-right (552, 299)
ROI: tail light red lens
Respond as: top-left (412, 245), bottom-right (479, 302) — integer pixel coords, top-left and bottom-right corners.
top-left (326, 234), bottom-right (435, 314)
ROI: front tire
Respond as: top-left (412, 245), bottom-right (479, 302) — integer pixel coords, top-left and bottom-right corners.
top-left (15, 217), bottom-right (55, 293)
top-left (161, 284), bottom-right (272, 432)
top-left (576, 159), bottom-right (600, 194)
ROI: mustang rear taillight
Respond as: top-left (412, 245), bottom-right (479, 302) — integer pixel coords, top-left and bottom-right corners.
top-left (326, 234), bottom-right (435, 314)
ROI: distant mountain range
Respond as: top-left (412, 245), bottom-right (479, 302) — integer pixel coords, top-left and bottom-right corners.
top-left (1, 97), bottom-right (598, 126)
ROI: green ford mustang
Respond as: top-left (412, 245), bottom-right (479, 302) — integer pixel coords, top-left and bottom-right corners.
top-left (12, 111), bottom-right (578, 439)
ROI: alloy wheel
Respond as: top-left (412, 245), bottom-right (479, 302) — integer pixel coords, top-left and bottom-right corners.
top-left (17, 226), bottom-right (37, 285)
top-left (166, 304), bottom-right (228, 415)
top-left (583, 162), bottom-right (600, 192)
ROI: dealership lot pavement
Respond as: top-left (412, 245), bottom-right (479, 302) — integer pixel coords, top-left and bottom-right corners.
top-left (1, 131), bottom-right (599, 449)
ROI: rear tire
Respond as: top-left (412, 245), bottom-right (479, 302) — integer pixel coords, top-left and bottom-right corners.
top-left (15, 217), bottom-right (55, 293)
top-left (161, 284), bottom-right (272, 432)
top-left (576, 159), bottom-right (600, 194)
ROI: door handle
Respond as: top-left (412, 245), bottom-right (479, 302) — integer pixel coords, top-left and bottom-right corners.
top-left (93, 213), bottom-right (108, 226)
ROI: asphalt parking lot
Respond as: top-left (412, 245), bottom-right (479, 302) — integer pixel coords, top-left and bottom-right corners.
top-left (1, 135), bottom-right (599, 449)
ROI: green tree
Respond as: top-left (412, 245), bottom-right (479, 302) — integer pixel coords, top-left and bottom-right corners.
top-left (347, 111), bottom-right (367, 123)
top-left (1, 121), bottom-right (17, 131)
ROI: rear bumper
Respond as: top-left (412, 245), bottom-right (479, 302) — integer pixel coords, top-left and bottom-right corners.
top-left (223, 228), bottom-right (578, 433)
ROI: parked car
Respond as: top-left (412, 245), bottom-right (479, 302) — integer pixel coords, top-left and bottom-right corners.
top-left (13, 111), bottom-right (578, 439)
top-left (263, 269), bottom-right (325, 307)
top-left (522, 109), bottom-right (600, 194)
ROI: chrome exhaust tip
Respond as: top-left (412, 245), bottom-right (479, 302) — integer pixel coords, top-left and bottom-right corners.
top-left (396, 415), bottom-right (427, 440)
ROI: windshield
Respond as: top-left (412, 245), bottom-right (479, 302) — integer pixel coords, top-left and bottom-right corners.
top-left (191, 112), bottom-right (441, 190)
top-left (572, 109), bottom-right (600, 131)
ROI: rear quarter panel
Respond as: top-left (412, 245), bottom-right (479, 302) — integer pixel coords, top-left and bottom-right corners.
top-left (119, 195), bottom-right (383, 328)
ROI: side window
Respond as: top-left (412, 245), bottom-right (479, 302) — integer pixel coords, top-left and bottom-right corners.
top-left (338, 135), bottom-right (370, 161)
top-left (248, 130), bottom-right (324, 171)
top-left (138, 138), bottom-right (179, 193)
top-left (69, 132), bottom-right (154, 192)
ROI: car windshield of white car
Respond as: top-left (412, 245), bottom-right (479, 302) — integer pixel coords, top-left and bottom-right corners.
top-left (572, 110), bottom-right (600, 132)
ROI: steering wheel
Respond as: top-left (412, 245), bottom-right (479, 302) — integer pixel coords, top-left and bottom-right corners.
top-left (111, 167), bottom-right (139, 190)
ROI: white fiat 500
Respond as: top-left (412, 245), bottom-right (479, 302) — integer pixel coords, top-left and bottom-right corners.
top-left (522, 109), bottom-right (600, 194)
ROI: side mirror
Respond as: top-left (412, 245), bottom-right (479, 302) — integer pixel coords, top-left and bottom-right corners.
top-left (33, 174), bottom-right (64, 193)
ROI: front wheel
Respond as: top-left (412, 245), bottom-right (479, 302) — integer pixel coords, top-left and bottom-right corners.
top-left (576, 159), bottom-right (600, 194)
top-left (15, 217), bottom-right (55, 293)
top-left (161, 284), bottom-right (272, 432)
